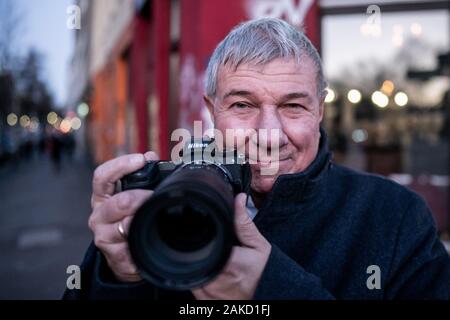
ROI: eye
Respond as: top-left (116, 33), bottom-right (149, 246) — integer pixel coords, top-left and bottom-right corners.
top-left (284, 103), bottom-right (304, 109)
top-left (231, 102), bottom-right (250, 109)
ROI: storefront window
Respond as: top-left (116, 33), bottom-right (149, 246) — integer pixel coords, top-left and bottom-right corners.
top-left (322, 6), bottom-right (449, 233)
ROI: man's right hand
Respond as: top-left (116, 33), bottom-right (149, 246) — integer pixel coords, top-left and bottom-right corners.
top-left (88, 151), bottom-right (159, 283)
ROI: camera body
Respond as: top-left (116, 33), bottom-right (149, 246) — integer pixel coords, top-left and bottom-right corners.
top-left (121, 139), bottom-right (250, 195)
top-left (120, 137), bottom-right (251, 290)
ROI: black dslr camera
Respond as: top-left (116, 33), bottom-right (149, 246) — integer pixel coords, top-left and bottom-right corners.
top-left (120, 137), bottom-right (251, 290)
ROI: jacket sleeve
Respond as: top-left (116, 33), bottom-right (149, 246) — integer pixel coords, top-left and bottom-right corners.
top-left (62, 242), bottom-right (156, 300)
top-left (384, 194), bottom-right (450, 299)
top-left (253, 244), bottom-right (335, 300)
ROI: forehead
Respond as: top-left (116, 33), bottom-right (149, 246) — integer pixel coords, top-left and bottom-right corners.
top-left (216, 57), bottom-right (317, 98)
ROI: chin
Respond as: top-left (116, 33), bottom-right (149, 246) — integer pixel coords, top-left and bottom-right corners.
top-left (250, 173), bottom-right (278, 194)
top-left (250, 160), bottom-right (293, 193)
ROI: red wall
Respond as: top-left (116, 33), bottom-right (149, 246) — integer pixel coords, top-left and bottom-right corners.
top-left (131, 15), bottom-right (152, 154)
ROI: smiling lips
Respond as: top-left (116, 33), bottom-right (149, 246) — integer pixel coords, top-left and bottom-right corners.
top-left (250, 158), bottom-right (292, 173)
top-left (247, 153), bottom-right (292, 164)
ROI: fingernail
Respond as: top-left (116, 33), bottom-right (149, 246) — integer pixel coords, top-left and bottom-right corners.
top-left (239, 193), bottom-right (247, 205)
top-left (130, 154), bottom-right (144, 165)
top-left (144, 151), bottom-right (159, 161)
top-left (144, 151), bottom-right (153, 158)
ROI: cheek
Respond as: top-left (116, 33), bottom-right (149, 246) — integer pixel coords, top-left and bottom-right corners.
top-left (212, 119), bottom-right (249, 155)
top-left (214, 112), bottom-right (256, 131)
top-left (281, 117), bottom-right (320, 170)
top-left (214, 112), bottom-right (257, 147)
top-left (283, 117), bottom-right (320, 150)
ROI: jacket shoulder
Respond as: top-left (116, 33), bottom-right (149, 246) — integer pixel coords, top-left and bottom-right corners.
top-left (328, 163), bottom-right (429, 218)
top-left (332, 163), bottom-right (421, 198)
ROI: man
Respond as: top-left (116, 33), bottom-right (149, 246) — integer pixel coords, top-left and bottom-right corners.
top-left (64, 18), bottom-right (450, 300)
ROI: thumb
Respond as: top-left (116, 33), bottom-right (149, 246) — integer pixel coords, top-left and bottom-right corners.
top-left (234, 193), bottom-right (262, 248)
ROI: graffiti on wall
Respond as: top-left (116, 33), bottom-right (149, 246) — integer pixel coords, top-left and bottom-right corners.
top-left (179, 54), bottom-right (213, 132)
top-left (246, 0), bottom-right (314, 27)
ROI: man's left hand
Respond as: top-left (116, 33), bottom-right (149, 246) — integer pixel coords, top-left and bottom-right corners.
top-left (192, 193), bottom-right (272, 300)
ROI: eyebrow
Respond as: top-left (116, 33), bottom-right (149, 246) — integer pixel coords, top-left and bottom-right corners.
top-left (223, 89), bottom-right (312, 103)
top-left (281, 92), bottom-right (311, 102)
top-left (223, 90), bottom-right (253, 100)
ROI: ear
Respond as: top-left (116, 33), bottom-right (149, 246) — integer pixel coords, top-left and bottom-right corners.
top-left (318, 97), bottom-right (325, 123)
top-left (204, 95), bottom-right (215, 125)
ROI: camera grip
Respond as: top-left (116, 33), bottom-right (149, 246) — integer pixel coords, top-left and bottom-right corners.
top-left (120, 161), bottom-right (160, 191)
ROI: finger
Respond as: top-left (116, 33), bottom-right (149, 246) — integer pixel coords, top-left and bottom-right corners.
top-left (199, 248), bottom-right (241, 290)
top-left (91, 189), bottom-right (153, 226)
top-left (102, 243), bottom-right (142, 282)
top-left (144, 151), bottom-right (159, 162)
top-left (192, 287), bottom-right (215, 300)
top-left (192, 272), bottom-right (236, 300)
top-left (104, 215), bottom-right (134, 244)
top-left (93, 223), bottom-right (124, 246)
top-left (92, 153), bottom-right (146, 205)
top-left (191, 287), bottom-right (207, 300)
top-left (234, 193), bottom-right (262, 248)
top-left (103, 242), bottom-right (138, 271)
top-left (121, 215), bottom-right (134, 236)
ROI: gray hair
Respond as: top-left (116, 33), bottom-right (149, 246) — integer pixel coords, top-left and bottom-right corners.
top-left (204, 18), bottom-right (327, 100)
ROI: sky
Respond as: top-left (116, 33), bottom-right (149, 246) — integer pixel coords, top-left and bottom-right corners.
top-left (14, 0), bottom-right (73, 107)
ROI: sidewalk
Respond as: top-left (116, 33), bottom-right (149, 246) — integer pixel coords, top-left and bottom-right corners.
top-left (0, 154), bottom-right (94, 299)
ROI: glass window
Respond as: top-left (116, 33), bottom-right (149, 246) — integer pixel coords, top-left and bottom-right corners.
top-left (322, 7), bottom-right (449, 234)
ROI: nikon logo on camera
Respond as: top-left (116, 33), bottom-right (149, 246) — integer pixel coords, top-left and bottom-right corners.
top-left (172, 120), bottom-right (282, 175)
top-left (187, 142), bottom-right (209, 149)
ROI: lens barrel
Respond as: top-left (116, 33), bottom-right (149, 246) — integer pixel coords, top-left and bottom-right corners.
top-left (128, 164), bottom-right (236, 290)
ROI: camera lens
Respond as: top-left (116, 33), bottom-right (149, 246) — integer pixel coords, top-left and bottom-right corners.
top-left (156, 204), bottom-right (216, 252)
top-left (128, 164), bottom-right (237, 290)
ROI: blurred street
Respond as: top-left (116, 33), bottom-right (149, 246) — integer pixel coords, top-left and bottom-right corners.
top-left (0, 154), bottom-right (93, 299)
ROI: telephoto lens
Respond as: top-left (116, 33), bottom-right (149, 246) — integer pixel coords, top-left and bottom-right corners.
top-left (123, 138), bottom-right (251, 290)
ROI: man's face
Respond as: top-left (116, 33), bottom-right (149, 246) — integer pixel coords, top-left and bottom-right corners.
top-left (205, 57), bottom-right (324, 194)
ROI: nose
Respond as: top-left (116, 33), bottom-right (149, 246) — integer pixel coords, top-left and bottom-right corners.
top-left (254, 106), bottom-right (288, 150)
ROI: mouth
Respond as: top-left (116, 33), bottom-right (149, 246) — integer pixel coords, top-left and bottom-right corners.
top-left (251, 158), bottom-right (292, 174)
top-left (248, 155), bottom-right (291, 164)
top-left (256, 158), bottom-right (289, 165)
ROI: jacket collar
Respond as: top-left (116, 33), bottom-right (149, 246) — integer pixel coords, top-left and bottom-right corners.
top-left (253, 127), bottom-right (332, 213)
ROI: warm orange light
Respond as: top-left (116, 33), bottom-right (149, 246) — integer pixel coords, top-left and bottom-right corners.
top-left (381, 80), bottom-right (394, 96)
top-left (60, 118), bottom-right (72, 133)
